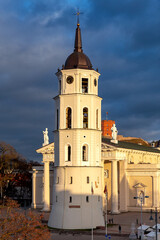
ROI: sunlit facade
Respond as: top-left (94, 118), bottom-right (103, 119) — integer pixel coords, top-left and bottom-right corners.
top-left (47, 22), bottom-right (104, 229)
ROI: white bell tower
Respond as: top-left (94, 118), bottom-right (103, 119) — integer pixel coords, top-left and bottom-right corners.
top-left (48, 22), bottom-right (104, 229)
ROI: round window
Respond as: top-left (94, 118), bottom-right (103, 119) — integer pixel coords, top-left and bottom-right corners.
top-left (66, 76), bottom-right (74, 84)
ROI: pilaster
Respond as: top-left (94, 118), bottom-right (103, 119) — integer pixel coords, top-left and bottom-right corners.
top-left (152, 175), bottom-right (159, 208)
top-left (42, 161), bottom-right (50, 211)
top-left (111, 160), bottom-right (119, 214)
top-left (119, 160), bottom-right (128, 212)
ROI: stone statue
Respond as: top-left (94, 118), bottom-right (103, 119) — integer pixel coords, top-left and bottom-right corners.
top-left (43, 128), bottom-right (49, 146)
top-left (111, 124), bottom-right (118, 140)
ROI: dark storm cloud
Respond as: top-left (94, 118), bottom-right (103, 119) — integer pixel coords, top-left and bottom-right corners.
top-left (0, 0), bottom-right (160, 161)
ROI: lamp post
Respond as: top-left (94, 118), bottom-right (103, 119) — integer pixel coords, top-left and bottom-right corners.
top-left (149, 207), bottom-right (160, 240)
top-left (133, 193), bottom-right (149, 240)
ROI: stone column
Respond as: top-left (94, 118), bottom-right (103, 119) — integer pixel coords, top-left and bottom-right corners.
top-left (32, 169), bottom-right (38, 209)
top-left (152, 175), bottom-right (159, 208)
top-left (111, 160), bottom-right (119, 214)
top-left (119, 160), bottom-right (128, 212)
top-left (42, 161), bottom-right (50, 211)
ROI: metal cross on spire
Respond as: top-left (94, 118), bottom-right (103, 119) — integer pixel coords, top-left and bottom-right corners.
top-left (74, 9), bottom-right (83, 25)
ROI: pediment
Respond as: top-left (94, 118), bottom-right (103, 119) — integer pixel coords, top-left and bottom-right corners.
top-left (36, 142), bottom-right (54, 154)
top-left (133, 182), bottom-right (146, 188)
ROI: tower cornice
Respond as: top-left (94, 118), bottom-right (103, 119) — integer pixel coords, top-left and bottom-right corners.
top-left (53, 93), bottom-right (103, 100)
top-left (56, 68), bottom-right (100, 77)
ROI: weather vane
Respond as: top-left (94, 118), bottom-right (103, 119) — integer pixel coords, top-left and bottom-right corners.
top-left (74, 8), bottom-right (83, 25)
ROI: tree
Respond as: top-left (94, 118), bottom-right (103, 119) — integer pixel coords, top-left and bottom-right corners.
top-left (0, 199), bottom-right (51, 240)
top-left (0, 141), bottom-right (22, 171)
top-left (0, 142), bottom-right (43, 205)
top-left (0, 142), bottom-right (18, 200)
top-left (0, 142), bottom-right (33, 202)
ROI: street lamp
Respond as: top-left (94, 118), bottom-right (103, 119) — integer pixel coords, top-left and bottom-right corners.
top-left (149, 207), bottom-right (160, 240)
top-left (133, 193), bottom-right (149, 240)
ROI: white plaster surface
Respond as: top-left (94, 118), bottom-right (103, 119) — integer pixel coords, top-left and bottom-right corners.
top-left (49, 67), bottom-right (104, 229)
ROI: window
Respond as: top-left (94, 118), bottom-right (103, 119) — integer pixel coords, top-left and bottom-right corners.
top-left (87, 176), bottom-right (89, 184)
top-left (86, 196), bottom-right (89, 202)
top-left (66, 107), bottom-right (72, 128)
top-left (98, 196), bottom-right (100, 202)
top-left (96, 109), bottom-right (98, 129)
top-left (82, 145), bottom-right (88, 161)
top-left (56, 196), bottom-right (58, 202)
top-left (65, 145), bottom-right (71, 161)
top-left (82, 78), bottom-right (88, 93)
top-left (68, 145), bottom-right (71, 161)
top-left (69, 196), bottom-right (72, 203)
top-left (83, 107), bottom-right (88, 128)
top-left (70, 177), bottom-right (73, 184)
top-left (57, 109), bottom-right (59, 130)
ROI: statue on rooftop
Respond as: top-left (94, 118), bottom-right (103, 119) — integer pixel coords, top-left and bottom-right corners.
top-left (111, 124), bottom-right (118, 144)
top-left (111, 124), bottom-right (118, 140)
top-left (43, 128), bottom-right (49, 146)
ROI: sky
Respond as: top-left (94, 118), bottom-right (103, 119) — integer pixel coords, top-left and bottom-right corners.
top-left (0, 0), bottom-right (160, 162)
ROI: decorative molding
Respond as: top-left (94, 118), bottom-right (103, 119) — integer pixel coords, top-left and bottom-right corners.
top-left (133, 183), bottom-right (146, 188)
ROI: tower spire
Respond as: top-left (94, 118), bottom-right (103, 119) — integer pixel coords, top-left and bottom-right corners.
top-left (74, 9), bottom-right (83, 53)
top-left (64, 10), bottom-right (93, 70)
top-left (74, 24), bottom-right (83, 52)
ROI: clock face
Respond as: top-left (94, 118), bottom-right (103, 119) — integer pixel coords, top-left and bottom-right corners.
top-left (66, 76), bottom-right (74, 84)
top-left (94, 78), bottom-right (97, 86)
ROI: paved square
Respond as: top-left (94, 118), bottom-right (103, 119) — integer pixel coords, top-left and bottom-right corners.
top-left (38, 209), bottom-right (156, 239)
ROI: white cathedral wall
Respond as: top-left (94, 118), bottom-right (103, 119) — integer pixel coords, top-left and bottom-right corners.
top-left (54, 94), bottom-right (102, 130)
top-left (54, 129), bottom-right (101, 167)
top-left (48, 166), bottom-right (104, 229)
top-left (48, 47), bottom-right (104, 228)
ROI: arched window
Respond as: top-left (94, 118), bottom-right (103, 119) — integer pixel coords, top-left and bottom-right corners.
top-left (96, 109), bottom-right (98, 129)
top-left (65, 145), bottom-right (71, 161)
top-left (82, 144), bottom-right (88, 161)
top-left (83, 107), bottom-right (88, 128)
top-left (66, 107), bottom-right (72, 128)
top-left (68, 145), bottom-right (71, 161)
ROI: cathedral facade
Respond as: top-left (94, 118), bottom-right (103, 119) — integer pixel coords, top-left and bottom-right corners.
top-left (32, 137), bottom-right (160, 215)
